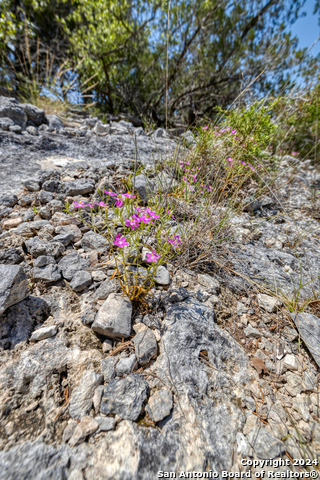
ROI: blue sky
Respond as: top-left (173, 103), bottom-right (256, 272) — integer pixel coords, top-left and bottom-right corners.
top-left (291, 0), bottom-right (320, 56)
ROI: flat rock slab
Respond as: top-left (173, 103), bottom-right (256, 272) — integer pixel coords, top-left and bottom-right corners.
top-left (0, 264), bottom-right (29, 315)
top-left (92, 293), bottom-right (132, 338)
top-left (290, 312), bottom-right (320, 367)
top-left (100, 374), bottom-right (148, 420)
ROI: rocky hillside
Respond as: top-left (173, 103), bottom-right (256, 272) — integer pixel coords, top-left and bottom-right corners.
top-left (0, 96), bottom-right (320, 479)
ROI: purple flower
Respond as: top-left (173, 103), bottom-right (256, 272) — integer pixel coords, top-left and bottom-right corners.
top-left (98, 201), bottom-right (108, 207)
top-left (116, 199), bottom-right (124, 208)
top-left (144, 208), bottom-right (160, 220)
top-left (168, 235), bottom-right (181, 247)
top-left (145, 250), bottom-right (161, 263)
top-left (121, 192), bottom-right (134, 198)
top-left (104, 190), bottom-right (117, 197)
top-left (113, 233), bottom-right (129, 248)
top-left (292, 151), bottom-right (298, 156)
top-left (139, 214), bottom-right (153, 224)
top-left (73, 201), bottom-right (85, 208)
top-left (227, 157), bottom-right (234, 162)
top-left (125, 218), bottom-right (140, 230)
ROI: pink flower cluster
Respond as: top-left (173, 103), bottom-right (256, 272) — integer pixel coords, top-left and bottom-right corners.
top-left (168, 235), bottom-right (181, 247)
top-left (124, 207), bottom-right (160, 231)
top-left (73, 200), bottom-right (108, 208)
top-left (179, 160), bottom-right (212, 196)
top-left (226, 158), bottom-right (261, 172)
top-left (104, 190), bottom-right (134, 209)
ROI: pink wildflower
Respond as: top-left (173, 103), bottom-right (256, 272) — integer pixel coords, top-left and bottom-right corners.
top-left (145, 250), bottom-right (161, 263)
top-left (168, 235), bottom-right (182, 247)
top-left (116, 199), bottom-right (124, 208)
top-left (104, 190), bottom-right (117, 197)
top-left (113, 233), bottom-right (129, 248)
top-left (121, 192), bottom-right (134, 198)
top-left (292, 151), bottom-right (298, 156)
top-left (125, 218), bottom-right (140, 230)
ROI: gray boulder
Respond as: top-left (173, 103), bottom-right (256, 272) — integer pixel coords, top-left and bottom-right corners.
top-left (247, 426), bottom-right (285, 459)
top-left (33, 255), bottom-right (56, 268)
top-left (95, 278), bottom-right (119, 300)
top-left (0, 264), bottom-right (29, 315)
top-left (0, 193), bottom-right (18, 207)
top-left (0, 97), bottom-right (27, 128)
top-left (101, 356), bottom-right (118, 383)
top-left (100, 374), bottom-right (148, 420)
top-left (116, 354), bottom-right (138, 376)
top-left (0, 117), bottom-right (15, 131)
top-left (69, 416), bottom-right (99, 447)
top-left (46, 114), bottom-right (64, 131)
top-left (92, 293), bottom-right (132, 338)
top-left (22, 179), bottom-right (40, 192)
top-left (21, 103), bottom-right (46, 126)
top-left (154, 265), bottom-right (171, 285)
top-left (0, 248), bottom-right (23, 265)
top-left (69, 370), bottom-right (104, 420)
top-left (94, 416), bottom-right (116, 431)
top-left (26, 126), bottom-right (38, 135)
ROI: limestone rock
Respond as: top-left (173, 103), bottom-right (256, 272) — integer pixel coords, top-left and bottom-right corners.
top-left (154, 265), bottom-right (171, 286)
top-left (290, 312), bottom-right (320, 367)
top-left (30, 325), bottom-right (57, 341)
top-left (69, 271), bottom-right (92, 292)
top-left (69, 370), bottom-right (104, 420)
top-left (146, 388), bottom-right (173, 422)
top-left (116, 354), bottom-right (138, 376)
top-left (81, 231), bottom-right (108, 254)
top-left (0, 264), bottom-right (29, 315)
top-left (58, 252), bottom-right (90, 281)
top-left (100, 374), bottom-right (148, 420)
top-left (69, 416), bottom-right (99, 447)
top-left (247, 426), bottom-right (285, 459)
top-left (32, 264), bottom-right (62, 282)
top-left (257, 293), bottom-right (282, 313)
top-left (133, 328), bottom-right (158, 366)
top-left (92, 293), bottom-right (132, 338)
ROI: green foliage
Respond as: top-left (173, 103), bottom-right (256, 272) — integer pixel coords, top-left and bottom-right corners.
top-left (0, 0), bottom-right (319, 123)
top-left (274, 82), bottom-right (320, 162)
top-left (219, 101), bottom-right (277, 160)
